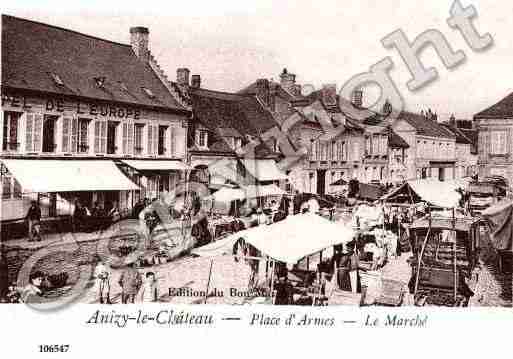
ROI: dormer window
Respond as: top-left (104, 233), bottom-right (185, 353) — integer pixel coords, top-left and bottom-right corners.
top-left (119, 82), bottom-right (129, 92)
top-left (49, 73), bottom-right (64, 86)
top-left (94, 76), bottom-right (106, 88)
top-left (142, 87), bottom-right (155, 98)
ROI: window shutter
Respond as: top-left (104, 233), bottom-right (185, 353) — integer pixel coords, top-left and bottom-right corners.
top-left (62, 117), bottom-right (71, 152)
top-left (25, 113), bottom-right (34, 152)
top-left (94, 121), bottom-right (101, 153)
top-left (153, 125), bottom-right (158, 155)
top-left (127, 122), bottom-right (134, 155)
top-left (100, 121), bottom-right (107, 153)
top-left (122, 123), bottom-right (128, 154)
top-left (170, 126), bottom-right (176, 156)
top-left (70, 117), bottom-right (78, 153)
top-left (32, 114), bottom-right (43, 152)
top-left (147, 125), bottom-right (153, 154)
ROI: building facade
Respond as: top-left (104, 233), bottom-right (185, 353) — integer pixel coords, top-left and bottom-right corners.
top-left (474, 92), bottom-right (513, 183)
top-left (391, 111), bottom-right (458, 181)
top-left (1, 15), bottom-right (190, 223)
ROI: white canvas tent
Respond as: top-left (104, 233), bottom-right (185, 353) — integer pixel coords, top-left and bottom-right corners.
top-left (382, 178), bottom-right (468, 208)
top-left (207, 184), bottom-right (286, 203)
top-left (193, 213), bottom-right (355, 264)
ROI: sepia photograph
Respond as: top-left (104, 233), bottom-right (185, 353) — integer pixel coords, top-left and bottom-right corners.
top-left (0, 0), bottom-right (511, 314)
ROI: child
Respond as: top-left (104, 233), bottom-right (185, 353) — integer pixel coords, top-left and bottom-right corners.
top-left (139, 272), bottom-right (158, 303)
top-left (22, 271), bottom-right (45, 304)
top-left (94, 258), bottom-right (112, 304)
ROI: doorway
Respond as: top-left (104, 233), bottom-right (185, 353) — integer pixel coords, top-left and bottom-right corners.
top-left (316, 169), bottom-right (326, 195)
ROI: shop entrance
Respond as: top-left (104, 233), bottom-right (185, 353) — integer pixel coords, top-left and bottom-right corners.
top-left (316, 169), bottom-right (326, 195)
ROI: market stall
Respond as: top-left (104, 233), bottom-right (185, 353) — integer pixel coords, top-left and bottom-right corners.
top-left (481, 199), bottom-right (513, 273)
top-left (382, 178), bottom-right (468, 208)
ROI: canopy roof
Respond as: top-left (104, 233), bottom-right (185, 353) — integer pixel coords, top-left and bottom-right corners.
top-left (382, 179), bottom-right (468, 208)
top-left (331, 178), bottom-right (347, 186)
top-left (195, 213), bottom-right (355, 264)
top-left (2, 159), bottom-right (139, 193)
top-left (208, 184), bottom-right (285, 202)
top-left (121, 160), bottom-right (190, 171)
top-left (242, 159), bottom-right (288, 181)
top-left (481, 199), bottom-right (513, 252)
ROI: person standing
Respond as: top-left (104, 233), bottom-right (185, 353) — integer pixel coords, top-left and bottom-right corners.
top-left (0, 245), bottom-right (9, 301)
top-left (118, 262), bottom-right (142, 304)
top-left (94, 258), bottom-right (112, 304)
top-left (26, 200), bottom-right (42, 241)
top-left (139, 271), bottom-right (158, 303)
top-left (21, 271), bottom-right (45, 304)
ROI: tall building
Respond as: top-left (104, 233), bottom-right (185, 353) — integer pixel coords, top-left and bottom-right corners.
top-left (474, 92), bottom-right (513, 183)
top-left (0, 15), bottom-right (190, 225)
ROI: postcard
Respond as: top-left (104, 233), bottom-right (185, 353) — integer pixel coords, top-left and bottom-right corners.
top-left (0, 0), bottom-right (511, 357)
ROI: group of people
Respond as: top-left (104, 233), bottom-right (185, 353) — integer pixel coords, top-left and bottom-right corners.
top-left (94, 260), bottom-right (159, 304)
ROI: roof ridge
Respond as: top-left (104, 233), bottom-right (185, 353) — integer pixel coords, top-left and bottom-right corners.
top-left (2, 14), bottom-right (132, 48)
top-left (193, 87), bottom-right (253, 98)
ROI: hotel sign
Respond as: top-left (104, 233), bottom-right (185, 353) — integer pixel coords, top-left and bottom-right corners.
top-left (2, 93), bottom-right (141, 119)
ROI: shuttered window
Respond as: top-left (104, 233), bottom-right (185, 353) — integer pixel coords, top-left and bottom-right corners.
top-left (169, 126), bottom-right (176, 156)
top-left (147, 124), bottom-right (158, 155)
top-left (94, 120), bottom-right (107, 153)
top-left (25, 113), bottom-right (43, 152)
top-left (490, 130), bottom-right (507, 155)
top-left (61, 117), bottom-right (79, 153)
top-left (122, 121), bottom-right (134, 155)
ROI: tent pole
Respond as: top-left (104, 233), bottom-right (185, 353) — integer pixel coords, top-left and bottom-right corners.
top-left (269, 259), bottom-right (275, 304)
top-left (204, 259), bottom-right (214, 304)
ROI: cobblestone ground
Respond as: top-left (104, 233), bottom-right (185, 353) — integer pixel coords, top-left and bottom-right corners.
top-left (81, 255), bottom-right (253, 305)
top-left (471, 230), bottom-right (512, 307)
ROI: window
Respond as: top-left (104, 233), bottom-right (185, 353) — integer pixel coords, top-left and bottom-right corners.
top-left (147, 124), bottom-right (158, 155)
top-left (134, 125), bottom-right (144, 154)
top-left (50, 73), bottom-right (64, 86)
top-left (122, 121), bottom-right (135, 155)
top-left (78, 119), bottom-right (89, 153)
top-left (365, 136), bottom-right (371, 155)
top-left (331, 141), bottom-right (336, 160)
top-left (62, 117), bottom-right (77, 153)
top-left (197, 130), bottom-right (208, 148)
top-left (94, 120), bottom-right (107, 154)
top-left (42, 115), bottom-right (57, 153)
top-left (490, 131), bottom-right (508, 155)
top-left (2, 111), bottom-right (21, 151)
top-left (158, 126), bottom-right (167, 155)
top-left (1, 175), bottom-right (21, 200)
top-left (107, 121), bottom-right (119, 154)
top-left (310, 139), bottom-right (316, 160)
top-left (25, 113), bottom-right (43, 152)
top-left (169, 127), bottom-right (177, 156)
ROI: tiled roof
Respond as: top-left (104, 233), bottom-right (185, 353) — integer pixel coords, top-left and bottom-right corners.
top-left (474, 92), bottom-right (513, 119)
top-left (397, 111), bottom-right (455, 139)
top-left (303, 90), bottom-right (377, 121)
top-left (1, 15), bottom-right (186, 112)
top-left (441, 124), bottom-right (471, 144)
top-left (190, 88), bottom-right (278, 136)
top-left (389, 130), bottom-right (410, 148)
top-left (238, 80), bottom-right (304, 102)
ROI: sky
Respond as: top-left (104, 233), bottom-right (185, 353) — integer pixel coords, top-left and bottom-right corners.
top-left (2, 0), bottom-right (512, 120)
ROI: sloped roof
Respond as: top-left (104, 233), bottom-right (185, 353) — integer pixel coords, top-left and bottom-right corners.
top-left (1, 15), bottom-right (186, 112)
top-left (441, 124), bottom-right (471, 144)
top-left (397, 111), bottom-right (455, 139)
top-left (190, 88), bottom-right (278, 137)
top-left (238, 80), bottom-right (304, 102)
top-left (389, 130), bottom-right (410, 148)
top-left (474, 92), bottom-right (513, 119)
top-left (459, 128), bottom-right (478, 154)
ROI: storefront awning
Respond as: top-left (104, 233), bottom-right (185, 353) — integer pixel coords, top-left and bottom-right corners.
top-left (207, 184), bottom-right (286, 203)
top-left (242, 159), bottom-right (288, 181)
top-left (120, 160), bottom-right (190, 171)
top-left (1, 159), bottom-right (140, 193)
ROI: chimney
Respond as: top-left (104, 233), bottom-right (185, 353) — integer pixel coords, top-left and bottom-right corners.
top-left (256, 79), bottom-right (272, 108)
top-left (191, 74), bottom-right (201, 89)
top-left (449, 114), bottom-right (456, 127)
top-left (321, 84), bottom-right (337, 107)
top-left (382, 99), bottom-right (392, 115)
top-left (177, 68), bottom-right (190, 86)
top-left (280, 68), bottom-right (296, 94)
top-left (130, 27), bottom-right (150, 61)
top-left (352, 90), bottom-right (363, 108)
